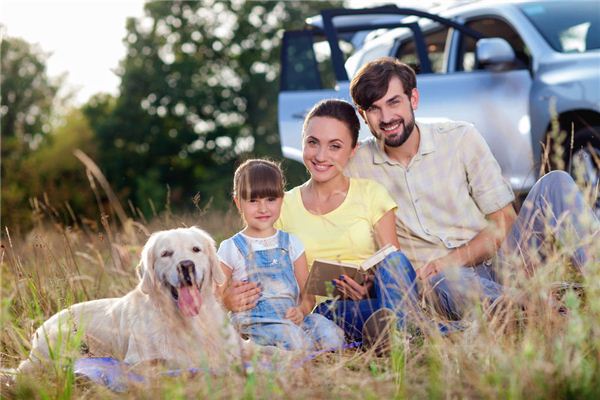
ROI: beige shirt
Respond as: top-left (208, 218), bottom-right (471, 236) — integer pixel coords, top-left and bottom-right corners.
top-left (346, 121), bottom-right (515, 269)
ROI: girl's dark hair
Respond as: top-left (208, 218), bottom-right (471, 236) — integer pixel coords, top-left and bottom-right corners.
top-left (233, 159), bottom-right (285, 200)
top-left (350, 57), bottom-right (417, 110)
top-left (302, 99), bottom-right (360, 147)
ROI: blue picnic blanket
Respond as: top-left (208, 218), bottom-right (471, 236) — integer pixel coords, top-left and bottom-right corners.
top-left (73, 342), bottom-right (361, 392)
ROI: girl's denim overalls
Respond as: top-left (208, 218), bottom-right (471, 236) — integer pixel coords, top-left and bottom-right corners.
top-left (231, 231), bottom-right (343, 350)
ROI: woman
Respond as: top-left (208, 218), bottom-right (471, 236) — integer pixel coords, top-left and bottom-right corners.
top-left (224, 99), bottom-right (418, 347)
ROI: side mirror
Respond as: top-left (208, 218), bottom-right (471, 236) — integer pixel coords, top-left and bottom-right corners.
top-left (476, 38), bottom-right (516, 71)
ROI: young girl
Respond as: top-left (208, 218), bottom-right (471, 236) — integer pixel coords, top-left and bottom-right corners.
top-left (217, 159), bottom-right (344, 351)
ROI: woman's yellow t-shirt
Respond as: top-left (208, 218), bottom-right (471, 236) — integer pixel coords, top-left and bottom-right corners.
top-left (276, 178), bottom-right (397, 268)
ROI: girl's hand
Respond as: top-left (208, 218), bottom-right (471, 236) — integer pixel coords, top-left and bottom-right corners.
top-left (223, 280), bottom-right (261, 312)
top-left (332, 275), bottom-right (372, 300)
top-left (285, 307), bottom-right (304, 325)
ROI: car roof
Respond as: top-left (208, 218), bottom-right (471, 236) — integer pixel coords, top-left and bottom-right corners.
top-left (304, 0), bottom-right (579, 30)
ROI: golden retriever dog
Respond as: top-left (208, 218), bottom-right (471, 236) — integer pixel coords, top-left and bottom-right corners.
top-left (17, 227), bottom-right (243, 373)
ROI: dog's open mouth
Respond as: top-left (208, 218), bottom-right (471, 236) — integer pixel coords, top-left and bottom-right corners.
top-left (168, 283), bottom-right (203, 317)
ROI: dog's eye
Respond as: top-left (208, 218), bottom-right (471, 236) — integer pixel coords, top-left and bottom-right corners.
top-left (161, 250), bottom-right (173, 258)
top-left (192, 246), bottom-right (201, 253)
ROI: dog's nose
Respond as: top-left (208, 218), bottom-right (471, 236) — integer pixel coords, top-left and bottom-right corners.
top-left (178, 260), bottom-right (196, 286)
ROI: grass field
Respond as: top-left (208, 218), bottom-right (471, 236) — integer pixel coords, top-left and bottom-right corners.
top-left (1, 195), bottom-right (599, 399)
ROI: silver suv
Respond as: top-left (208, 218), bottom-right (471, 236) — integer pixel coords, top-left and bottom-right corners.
top-left (278, 0), bottom-right (600, 199)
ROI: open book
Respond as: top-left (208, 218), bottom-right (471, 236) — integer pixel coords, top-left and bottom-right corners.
top-left (304, 244), bottom-right (397, 297)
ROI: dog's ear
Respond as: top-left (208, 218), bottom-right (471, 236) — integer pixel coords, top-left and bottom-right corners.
top-left (137, 233), bottom-right (157, 294)
top-left (192, 226), bottom-right (225, 286)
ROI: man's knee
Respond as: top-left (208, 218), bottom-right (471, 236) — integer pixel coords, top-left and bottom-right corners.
top-left (538, 170), bottom-right (575, 191)
top-left (430, 267), bottom-right (498, 299)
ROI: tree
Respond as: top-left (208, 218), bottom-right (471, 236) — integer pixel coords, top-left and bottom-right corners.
top-left (1, 33), bottom-right (63, 233)
top-left (87, 0), bottom-right (341, 216)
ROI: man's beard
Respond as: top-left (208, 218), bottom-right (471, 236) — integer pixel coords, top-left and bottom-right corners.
top-left (378, 107), bottom-right (416, 148)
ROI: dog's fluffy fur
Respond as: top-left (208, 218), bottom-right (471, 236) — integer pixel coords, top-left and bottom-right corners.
top-left (18, 227), bottom-right (243, 373)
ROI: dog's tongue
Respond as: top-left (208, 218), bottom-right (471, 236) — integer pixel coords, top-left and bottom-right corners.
top-left (177, 286), bottom-right (202, 317)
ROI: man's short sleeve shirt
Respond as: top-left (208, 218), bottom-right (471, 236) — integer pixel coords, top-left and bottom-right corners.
top-left (345, 121), bottom-right (515, 268)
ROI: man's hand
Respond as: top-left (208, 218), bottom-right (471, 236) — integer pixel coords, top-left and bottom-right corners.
top-left (417, 259), bottom-right (446, 280)
top-left (285, 307), bottom-right (304, 325)
top-left (332, 275), bottom-right (373, 300)
top-left (417, 253), bottom-right (466, 280)
top-left (222, 280), bottom-right (261, 312)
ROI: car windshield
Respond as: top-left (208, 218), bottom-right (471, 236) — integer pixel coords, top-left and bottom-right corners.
top-left (519, 1), bottom-right (600, 53)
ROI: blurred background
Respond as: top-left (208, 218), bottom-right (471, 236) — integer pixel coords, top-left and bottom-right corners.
top-left (5, 0), bottom-right (424, 236)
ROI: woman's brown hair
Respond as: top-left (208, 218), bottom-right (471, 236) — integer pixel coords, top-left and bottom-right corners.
top-left (302, 99), bottom-right (361, 147)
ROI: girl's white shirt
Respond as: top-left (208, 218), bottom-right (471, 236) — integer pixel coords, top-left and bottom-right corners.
top-left (217, 230), bottom-right (305, 282)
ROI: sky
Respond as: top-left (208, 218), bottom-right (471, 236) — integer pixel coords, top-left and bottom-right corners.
top-left (1, 0), bottom-right (146, 105)
top-left (1, 0), bottom-right (444, 107)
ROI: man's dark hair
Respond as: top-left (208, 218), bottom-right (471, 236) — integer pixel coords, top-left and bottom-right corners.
top-left (303, 99), bottom-right (360, 147)
top-left (350, 57), bottom-right (417, 110)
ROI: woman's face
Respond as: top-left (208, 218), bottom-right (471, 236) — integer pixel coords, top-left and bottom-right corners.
top-left (302, 116), bottom-right (357, 184)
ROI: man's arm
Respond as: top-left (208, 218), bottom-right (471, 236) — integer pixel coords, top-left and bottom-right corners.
top-left (417, 203), bottom-right (516, 280)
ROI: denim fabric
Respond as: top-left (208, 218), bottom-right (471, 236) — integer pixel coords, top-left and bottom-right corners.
top-left (426, 266), bottom-right (503, 320)
top-left (314, 251), bottom-right (418, 341)
top-left (498, 170), bottom-right (599, 275)
top-left (425, 173), bottom-right (596, 319)
top-left (438, 171), bottom-right (597, 318)
top-left (231, 231), bottom-right (343, 350)
top-left (314, 251), bottom-right (505, 340)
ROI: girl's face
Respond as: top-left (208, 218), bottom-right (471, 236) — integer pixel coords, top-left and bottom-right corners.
top-left (235, 196), bottom-right (283, 238)
top-left (302, 116), bottom-right (357, 184)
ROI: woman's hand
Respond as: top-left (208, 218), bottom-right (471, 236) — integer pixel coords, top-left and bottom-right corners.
top-left (222, 280), bottom-right (261, 312)
top-left (285, 306), bottom-right (305, 325)
top-left (332, 274), bottom-right (373, 300)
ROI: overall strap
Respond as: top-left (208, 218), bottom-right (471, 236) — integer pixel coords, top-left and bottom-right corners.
top-left (277, 231), bottom-right (290, 254)
top-left (232, 233), bottom-right (251, 259)
top-left (277, 230), bottom-right (290, 252)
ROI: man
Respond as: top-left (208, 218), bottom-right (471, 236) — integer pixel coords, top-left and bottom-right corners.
top-left (345, 57), bottom-right (598, 319)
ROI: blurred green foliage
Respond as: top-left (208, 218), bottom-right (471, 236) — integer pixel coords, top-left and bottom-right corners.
top-left (2, 1), bottom-right (342, 234)
top-left (83, 0), bottom-right (338, 216)
top-left (0, 34), bottom-right (76, 235)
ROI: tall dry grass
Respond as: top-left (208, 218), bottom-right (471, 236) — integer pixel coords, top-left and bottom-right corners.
top-left (1, 145), bottom-right (599, 399)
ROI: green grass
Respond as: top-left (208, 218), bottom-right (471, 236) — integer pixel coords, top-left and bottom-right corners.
top-left (1, 194), bottom-right (599, 399)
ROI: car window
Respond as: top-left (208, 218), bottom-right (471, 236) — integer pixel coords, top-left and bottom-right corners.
top-left (395, 25), bottom-right (450, 74)
top-left (349, 40), bottom-right (394, 76)
top-left (458, 17), bottom-right (531, 71)
top-left (519, 1), bottom-right (600, 53)
top-left (280, 30), bottom-right (352, 91)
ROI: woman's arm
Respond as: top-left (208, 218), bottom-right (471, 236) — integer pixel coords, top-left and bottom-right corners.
top-left (216, 262), bottom-right (233, 301)
top-left (373, 209), bottom-right (401, 249)
top-left (219, 262), bottom-right (261, 312)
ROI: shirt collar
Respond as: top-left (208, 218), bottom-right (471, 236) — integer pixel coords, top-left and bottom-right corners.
top-left (371, 121), bottom-right (436, 165)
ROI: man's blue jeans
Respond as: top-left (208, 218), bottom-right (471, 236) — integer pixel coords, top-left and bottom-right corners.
top-left (496, 170), bottom-right (598, 277)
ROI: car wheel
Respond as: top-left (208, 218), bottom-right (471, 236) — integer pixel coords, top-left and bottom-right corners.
top-left (566, 126), bottom-right (600, 216)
